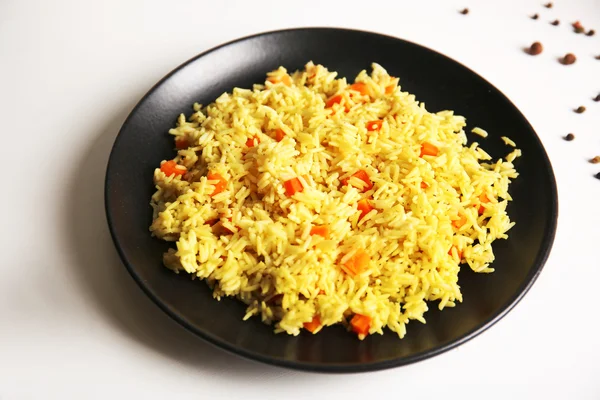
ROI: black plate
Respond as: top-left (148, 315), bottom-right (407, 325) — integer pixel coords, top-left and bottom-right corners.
top-left (105, 28), bottom-right (558, 372)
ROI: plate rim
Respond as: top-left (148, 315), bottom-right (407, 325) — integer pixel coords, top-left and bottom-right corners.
top-left (104, 27), bottom-right (559, 373)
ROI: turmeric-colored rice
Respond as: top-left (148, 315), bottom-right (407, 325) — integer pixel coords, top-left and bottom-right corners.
top-left (149, 62), bottom-right (520, 339)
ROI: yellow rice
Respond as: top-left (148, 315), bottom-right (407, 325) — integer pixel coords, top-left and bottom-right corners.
top-left (149, 62), bottom-right (520, 339)
top-left (501, 136), bottom-right (517, 147)
top-left (471, 127), bottom-right (488, 138)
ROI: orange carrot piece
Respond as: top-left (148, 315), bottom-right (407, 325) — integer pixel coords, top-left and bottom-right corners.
top-left (420, 142), bottom-right (439, 157)
top-left (310, 225), bottom-right (330, 239)
top-left (478, 193), bottom-right (490, 215)
top-left (326, 94), bottom-right (344, 108)
top-left (350, 314), bottom-right (371, 337)
top-left (448, 246), bottom-right (462, 260)
top-left (175, 137), bottom-right (189, 149)
top-left (421, 182), bottom-right (429, 189)
top-left (353, 170), bottom-right (373, 190)
top-left (267, 75), bottom-right (292, 86)
top-left (245, 135), bottom-right (260, 148)
top-left (160, 160), bottom-right (186, 177)
top-left (343, 249), bottom-right (370, 276)
top-left (304, 315), bottom-right (321, 333)
top-left (385, 84), bottom-right (395, 94)
top-left (357, 199), bottom-right (374, 221)
top-left (207, 171), bottom-right (227, 196)
top-left (350, 82), bottom-right (370, 97)
top-left (342, 170), bottom-right (373, 191)
top-left (366, 120), bottom-right (383, 131)
top-left (284, 177), bottom-right (304, 196)
top-left (452, 214), bottom-right (467, 229)
top-left (275, 128), bottom-right (285, 142)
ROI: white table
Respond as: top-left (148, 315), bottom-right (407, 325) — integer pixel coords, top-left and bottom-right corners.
top-left (2, 0), bottom-right (599, 398)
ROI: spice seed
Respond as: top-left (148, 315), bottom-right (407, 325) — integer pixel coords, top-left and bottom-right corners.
top-left (595, 172), bottom-right (600, 180)
top-left (575, 26), bottom-right (585, 33)
top-left (460, 8), bottom-right (469, 15)
top-left (594, 94), bottom-right (600, 102)
top-left (565, 133), bottom-right (575, 141)
top-left (528, 42), bottom-right (543, 55)
top-left (575, 106), bottom-right (586, 113)
top-left (591, 156), bottom-right (600, 164)
top-left (544, 2), bottom-right (553, 8)
top-left (531, 13), bottom-right (539, 20)
top-left (551, 20), bottom-right (560, 26)
top-left (561, 53), bottom-right (577, 65)
top-left (587, 30), bottom-right (596, 36)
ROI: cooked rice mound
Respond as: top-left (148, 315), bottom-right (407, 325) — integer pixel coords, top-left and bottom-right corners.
top-left (150, 62), bottom-right (520, 339)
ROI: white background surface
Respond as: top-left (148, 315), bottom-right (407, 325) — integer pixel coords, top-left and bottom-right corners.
top-left (2, 0), bottom-right (600, 398)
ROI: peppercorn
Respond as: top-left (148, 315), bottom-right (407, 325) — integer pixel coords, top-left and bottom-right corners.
top-left (575, 106), bottom-right (586, 113)
top-left (531, 13), bottom-right (539, 20)
top-left (528, 42), bottom-right (543, 55)
top-left (587, 30), bottom-right (596, 36)
top-left (460, 8), bottom-right (469, 15)
top-left (551, 20), bottom-right (560, 26)
top-left (561, 53), bottom-right (577, 65)
top-left (565, 133), bottom-right (575, 141)
top-left (544, 2), bottom-right (553, 8)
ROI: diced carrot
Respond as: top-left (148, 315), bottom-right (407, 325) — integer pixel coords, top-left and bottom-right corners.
top-left (160, 160), bottom-right (186, 177)
top-left (267, 75), bottom-right (292, 86)
top-left (245, 135), bottom-right (260, 147)
top-left (326, 94), bottom-right (344, 108)
top-left (420, 142), bottom-right (439, 157)
top-left (448, 246), bottom-right (462, 260)
top-left (310, 225), bottom-right (330, 239)
top-left (421, 182), bottom-right (429, 189)
top-left (385, 78), bottom-right (398, 94)
top-left (275, 128), bottom-right (286, 142)
top-left (343, 249), bottom-right (370, 276)
top-left (350, 314), bottom-right (371, 337)
top-left (207, 171), bottom-right (228, 196)
top-left (357, 199), bottom-right (374, 221)
top-left (478, 193), bottom-right (490, 215)
top-left (366, 120), bottom-right (383, 131)
top-left (175, 137), bottom-right (189, 149)
top-left (303, 315), bottom-right (321, 333)
top-left (452, 214), bottom-right (467, 229)
top-left (342, 170), bottom-right (373, 191)
top-left (350, 82), bottom-right (371, 97)
top-left (284, 177), bottom-right (304, 196)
